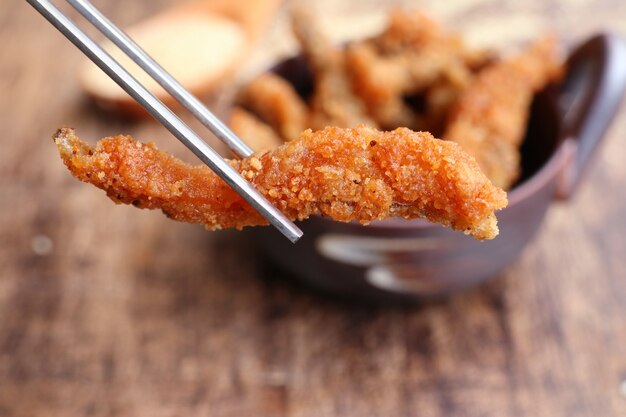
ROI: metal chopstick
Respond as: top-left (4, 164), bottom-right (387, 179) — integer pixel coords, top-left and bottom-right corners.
top-left (26, 0), bottom-right (303, 243)
top-left (66, 0), bottom-right (254, 159)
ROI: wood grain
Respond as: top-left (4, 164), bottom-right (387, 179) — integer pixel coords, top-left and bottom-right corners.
top-left (1, 0), bottom-right (626, 416)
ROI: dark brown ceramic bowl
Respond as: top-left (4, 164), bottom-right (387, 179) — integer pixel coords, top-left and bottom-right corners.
top-left (251, 34), bottom-right (626, 303)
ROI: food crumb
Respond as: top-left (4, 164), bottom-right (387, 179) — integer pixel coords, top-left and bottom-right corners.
top-left (249, 157), bottom-right (262, 170)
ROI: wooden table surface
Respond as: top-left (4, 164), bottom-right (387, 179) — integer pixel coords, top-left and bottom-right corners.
top-left (2, 0), bottom-right (626, 416)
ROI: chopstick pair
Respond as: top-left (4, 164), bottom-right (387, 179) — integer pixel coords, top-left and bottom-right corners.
top-left (26, 0), bottom-right (303, 243)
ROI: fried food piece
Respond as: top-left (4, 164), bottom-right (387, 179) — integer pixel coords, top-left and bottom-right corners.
top-left (290, 7), bottom-right (375, 129)
top-left (371, 9), bottom-right (494, 70)
top-left (444, 36), bottom-right (562, 189)
top-left (238, 73), bottom-right (308, 141)
top-left (345, 9), bottom-right (490, 133)
top-left (229, 107), bottom-right (284, 153)
top-left (54, 126), bottom-right (507, 240)
top-left (374, 9), bottom-right (442, 52)
top-left (345, 42), bottom-right (422, 130)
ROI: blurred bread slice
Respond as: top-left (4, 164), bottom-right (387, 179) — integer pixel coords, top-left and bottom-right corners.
top-left (80, 0), bottom-right (281, 117)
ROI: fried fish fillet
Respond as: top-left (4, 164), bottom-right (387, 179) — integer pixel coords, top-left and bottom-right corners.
top-left (444, 36), bottom-right (563, 189)
top-left (54, 126), bottom-right (507, 240)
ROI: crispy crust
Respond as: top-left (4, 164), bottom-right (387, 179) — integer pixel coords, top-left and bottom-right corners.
top-left (54, 126), bottom-right (507, 240)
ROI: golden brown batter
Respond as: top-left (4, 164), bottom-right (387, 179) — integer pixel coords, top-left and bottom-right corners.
top-left (55, 126), bottom-right (507, 240)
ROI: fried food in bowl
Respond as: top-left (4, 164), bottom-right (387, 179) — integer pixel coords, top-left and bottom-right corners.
top-left (230, 9), bottom-right (625, 300)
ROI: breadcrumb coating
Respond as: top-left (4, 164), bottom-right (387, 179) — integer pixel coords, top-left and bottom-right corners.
top-left (54, 126), bottom-right (507, 240)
